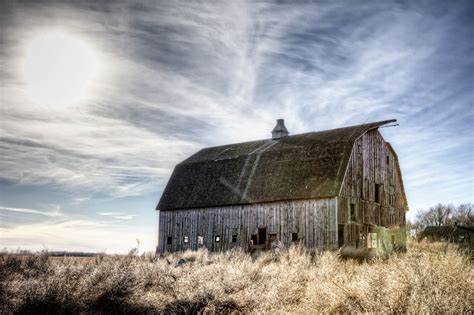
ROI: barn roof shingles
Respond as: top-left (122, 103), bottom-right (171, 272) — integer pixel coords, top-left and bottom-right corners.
top-left (157, 120), bottom-right (396, 211)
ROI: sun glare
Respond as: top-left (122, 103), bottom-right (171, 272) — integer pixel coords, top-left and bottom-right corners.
top-left (22, 30), bottom-right (100, 106)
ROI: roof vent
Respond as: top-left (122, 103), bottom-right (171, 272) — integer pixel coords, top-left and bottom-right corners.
top-left (271, 119), bottom-right (289, 139)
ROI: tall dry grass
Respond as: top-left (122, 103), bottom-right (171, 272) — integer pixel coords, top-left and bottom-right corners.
top-left (1, 242), bottom-right (472, 314)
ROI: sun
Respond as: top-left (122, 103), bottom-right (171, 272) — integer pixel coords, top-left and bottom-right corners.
top-left (22, 30), bottom-right (100, 106)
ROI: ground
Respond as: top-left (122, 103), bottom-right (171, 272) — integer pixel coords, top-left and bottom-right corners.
top-left (1, 242), bottom-right (473, 314)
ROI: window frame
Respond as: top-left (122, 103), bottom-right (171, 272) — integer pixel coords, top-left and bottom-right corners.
top-left (349, 203), bottom-right (356, 222)
top-left (374, 184), bottom-right (381, 203)
top-left (197, 235), bottom-right (204, 246)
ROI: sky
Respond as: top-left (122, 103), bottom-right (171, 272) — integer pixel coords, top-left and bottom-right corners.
top-left (0, 0), bottom-right (473, 253)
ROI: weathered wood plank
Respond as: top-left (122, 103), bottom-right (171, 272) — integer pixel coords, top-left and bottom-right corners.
top-left (157, 198), bottom-right (337, 253)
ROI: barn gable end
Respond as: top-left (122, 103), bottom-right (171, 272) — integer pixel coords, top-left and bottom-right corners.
top-left (337, 129), bottom-right (408, 254)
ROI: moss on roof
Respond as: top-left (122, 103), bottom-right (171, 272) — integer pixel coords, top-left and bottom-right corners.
top-left (157, 120), bottom-right (396, 210)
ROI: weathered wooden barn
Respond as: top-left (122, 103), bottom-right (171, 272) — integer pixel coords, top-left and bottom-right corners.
top-left (156, 119), bottom-right (408, 255)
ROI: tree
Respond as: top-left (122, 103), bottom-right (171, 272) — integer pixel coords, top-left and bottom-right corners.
top-left (416, 203), bottom-right (454, 227)
top-left (406, 219), bottom-right (424, 238)
top-left (452, 203), bottom-right (473, 225)
top-left (413, 203), bottom-right (473, 238)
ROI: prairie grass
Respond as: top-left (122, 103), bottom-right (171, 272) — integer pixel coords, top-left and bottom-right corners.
top-left (1, 242), bottom-right (472, 314)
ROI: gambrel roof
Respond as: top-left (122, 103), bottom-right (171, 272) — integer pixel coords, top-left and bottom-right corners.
top-left (157, 120), bottom-right (399, 211)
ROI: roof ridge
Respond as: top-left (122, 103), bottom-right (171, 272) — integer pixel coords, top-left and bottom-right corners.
top-left (195, 119), bottom-right (397, 152)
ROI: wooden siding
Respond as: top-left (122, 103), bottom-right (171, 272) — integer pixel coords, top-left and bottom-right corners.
top-left (338, 129), bottom-right (407, 247)
top-left (157, 198), bottom-right (338, 253)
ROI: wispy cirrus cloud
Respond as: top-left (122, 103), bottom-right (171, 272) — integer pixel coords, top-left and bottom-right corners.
top-left (0, 205), bottom-right (62, 217)
top-left (98, 212), bottom-right (136, 220)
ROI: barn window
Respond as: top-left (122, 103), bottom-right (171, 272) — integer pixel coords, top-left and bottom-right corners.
top-left (292, 232), bottom-right (299, 242)
top-left (386, 155), bottom-right (390, 165)
top-left (167, 236), bottom-right (172, 245)
top-left (214, 235), bottom-right (221, 243)
top-left (258, 227), bottom-right (267, 245)
top-left (375, 184), bottom-right (381, 203)
top-left (197, 235), bottom-right (204, 246)
top-left (231, 234), bottom-right (238, 243)
top-left (183, 235), bottom-right (189, 243)
top-left (349, 203), bottom-right (356, 222)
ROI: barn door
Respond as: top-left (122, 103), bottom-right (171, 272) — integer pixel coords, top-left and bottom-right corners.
top-left (258, 227), bottom-right (267, 245)
top-left (338, 224), bottom-right (344, 247)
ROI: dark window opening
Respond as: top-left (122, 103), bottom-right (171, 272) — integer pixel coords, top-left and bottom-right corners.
top-left (258, 227), bottom-right (267, 245)
top-left (375, 184), bottom-right (381, 203)
top-left (386, 155), bottom-right (390, 165)
top-left (349, 203), bottom-right (356, 222)
top-left (183, 235), bottom-right (189, 243)
top-left (214, 235), bottom-right (220, 243)
top-left (292, 232), bottom-right (299, 242)
top-left (167, 236), bottom-right (172, 245)
top-left (251, 234), bottom-right (257, 245)
top-left (338, 225), bottom-right (344, 247)
top-left (231, 234), bottom-right (238, 243)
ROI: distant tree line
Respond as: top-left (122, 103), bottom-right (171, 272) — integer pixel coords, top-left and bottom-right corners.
top-left (408, 203), bottom-right (473, 237)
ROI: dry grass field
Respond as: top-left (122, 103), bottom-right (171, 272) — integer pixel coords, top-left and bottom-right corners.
top-left (1, 242), bottom-right (473, 314)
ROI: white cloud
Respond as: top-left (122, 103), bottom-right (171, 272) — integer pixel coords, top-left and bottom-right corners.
top-left (0, 205), bottom-right (62, 217)
top-left (98, 212), bottom-right (136, 220)
top-left (0, 218), bottom-right (155, 254)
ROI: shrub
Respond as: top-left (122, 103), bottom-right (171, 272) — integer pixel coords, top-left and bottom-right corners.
top-left (0, 242), bottom-right (472, 314)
